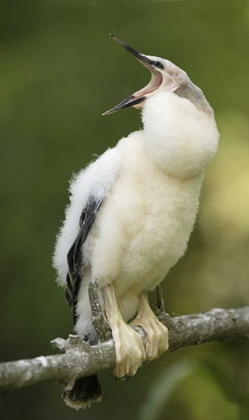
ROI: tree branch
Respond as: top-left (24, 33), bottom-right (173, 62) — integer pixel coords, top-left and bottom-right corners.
top-left (0, 306), bottom-right (249, 393)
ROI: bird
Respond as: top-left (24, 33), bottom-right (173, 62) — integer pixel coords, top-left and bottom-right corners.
top-left (53, 34), bottom-right (219, 410)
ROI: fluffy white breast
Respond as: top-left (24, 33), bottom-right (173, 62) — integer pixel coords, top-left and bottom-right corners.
top-left (89, 132), bottom-right (204, 291)
top-left (142, 91), bottom-right (219, 179)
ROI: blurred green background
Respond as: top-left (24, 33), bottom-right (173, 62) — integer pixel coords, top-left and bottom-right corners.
top-left (0, 1), bottom-right (249, 419)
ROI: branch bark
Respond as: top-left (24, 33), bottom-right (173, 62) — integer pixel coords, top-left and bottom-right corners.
top-left (0, 306), bottom-right (249, 393)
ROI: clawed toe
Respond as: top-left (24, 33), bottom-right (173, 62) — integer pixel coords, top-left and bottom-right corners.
top-left (129, 293), bottom-right (169, 362)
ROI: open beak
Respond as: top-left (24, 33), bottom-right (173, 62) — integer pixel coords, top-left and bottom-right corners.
top-left (102, 34), bottom-right (163, 116)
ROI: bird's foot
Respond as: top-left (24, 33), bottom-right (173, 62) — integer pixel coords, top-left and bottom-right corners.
top-left (112, 320), bottom-right (146, 378)
top-left (130, 294), bottom-right (168, 361)
top-left (101, 284), bottom-right (146, 379)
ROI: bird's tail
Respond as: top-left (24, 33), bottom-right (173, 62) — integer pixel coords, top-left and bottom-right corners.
top-left (63, 375), bottom-right (102, 410)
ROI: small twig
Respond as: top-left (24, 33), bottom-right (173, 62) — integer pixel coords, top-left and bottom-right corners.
top-left (88, 279), bottom-right (112, 342)
top-left (153, 285), bottom-right (166, 315)
top-left (153, 285), bottom-right (174, 330)
top-left (59, 279), bottom-right (113, 401)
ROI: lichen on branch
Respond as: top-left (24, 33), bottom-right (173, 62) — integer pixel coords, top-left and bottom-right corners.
top-left (0, 306), bottom-right (248, 393)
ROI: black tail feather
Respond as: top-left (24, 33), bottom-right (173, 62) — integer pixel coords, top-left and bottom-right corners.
top-left (63, 375), bottom-right (102, 410)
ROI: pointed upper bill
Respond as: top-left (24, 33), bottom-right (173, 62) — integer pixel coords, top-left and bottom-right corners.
top-left (103, 34), bottom-right (185, 116)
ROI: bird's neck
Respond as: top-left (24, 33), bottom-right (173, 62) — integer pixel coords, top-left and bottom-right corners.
top-left (142, 91), bottom-right (219, 179)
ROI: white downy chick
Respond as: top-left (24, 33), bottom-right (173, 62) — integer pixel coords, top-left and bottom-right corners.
top-left (53, 35), bottom-right (219, 410)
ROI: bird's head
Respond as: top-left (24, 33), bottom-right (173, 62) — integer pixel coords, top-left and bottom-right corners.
top-left (103, 34), bottom-right (212, 117)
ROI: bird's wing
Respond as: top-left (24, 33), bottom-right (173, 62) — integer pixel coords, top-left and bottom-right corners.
top-left (53, 147), bottom-right (122, 319)
top-left (65, 196), bottom-right (103, 311)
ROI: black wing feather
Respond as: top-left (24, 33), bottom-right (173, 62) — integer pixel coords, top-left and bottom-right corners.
top-left (66, 196), bottom-right (103, 324)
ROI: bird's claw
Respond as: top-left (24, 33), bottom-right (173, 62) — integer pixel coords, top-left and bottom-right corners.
top-left (121, 375), bottom-right (132, 382)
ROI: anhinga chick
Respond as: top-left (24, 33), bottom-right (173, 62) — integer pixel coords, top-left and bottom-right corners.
top-left (53, 34), bottom-right (219, 409)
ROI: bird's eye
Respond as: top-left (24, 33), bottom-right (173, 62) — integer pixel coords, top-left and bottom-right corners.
top-left (153, 61), bottom-right (164, 69)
